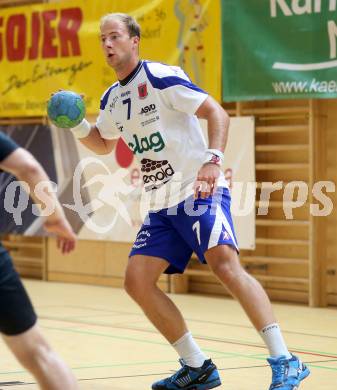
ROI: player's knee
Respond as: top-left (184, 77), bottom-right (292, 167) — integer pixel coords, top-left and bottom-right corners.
top-left (211, 258), bottom-right (245, 287)
top-left (124, 272), bottom-right (135, 297)
top-left (124, 268), bottom-right (145, 299)
top-left (124, 268), bottom-right (158, 304)
top-left (212, 261), bottom-right (235, 285)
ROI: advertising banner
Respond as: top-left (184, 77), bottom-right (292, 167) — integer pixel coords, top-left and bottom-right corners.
top-left (0, 0), bottom-right (220, 117)
top-left (222, 0), bottom-right (337, 101)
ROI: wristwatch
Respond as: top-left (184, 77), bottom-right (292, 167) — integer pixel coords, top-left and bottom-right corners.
top-left (203, 149), bottom-right (224, 166)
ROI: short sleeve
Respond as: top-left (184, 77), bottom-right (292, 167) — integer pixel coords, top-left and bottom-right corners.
top-left (144, 63), bottom-right (208, 115)
top-left (0, 132), bottom-right (19, 163)
top-left (163, 82), bottom-right (208, 115)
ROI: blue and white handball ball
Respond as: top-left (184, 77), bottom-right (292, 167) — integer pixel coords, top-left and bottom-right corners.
top-left (47, 91), bottom-right (85, 128)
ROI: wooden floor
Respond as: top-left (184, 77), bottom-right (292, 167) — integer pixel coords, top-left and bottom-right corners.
top-left (0, 280), bottom-right (336, 389)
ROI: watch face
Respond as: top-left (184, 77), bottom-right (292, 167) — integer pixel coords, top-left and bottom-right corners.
top-left (0, 125), bottom-right (89, 235)
top-left (209, 154), bottom-right (221, 164)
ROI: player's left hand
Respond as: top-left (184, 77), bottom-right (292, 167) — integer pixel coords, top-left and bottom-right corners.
top-left (194, 163), bottom-right (221, 199)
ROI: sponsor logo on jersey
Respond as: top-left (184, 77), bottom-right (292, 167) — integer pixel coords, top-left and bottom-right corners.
top-left (115, 122), bottom-right (124, 132)
top-left (109, 96), bottom-right (118, 112)
top-left (141, 116), bottom-right (160, 127)
top-left (138, 82), bottom-right (148, 99)
top-left (139, 104), bottom-right (157, 115)
top-left (121, 91), bottom-right (131, 97)
top-left (141, 158), bottom-right (175, 191)
top-left (128, 131), bottom-right (165, 154)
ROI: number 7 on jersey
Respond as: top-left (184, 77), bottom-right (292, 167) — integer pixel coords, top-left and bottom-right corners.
top-left (122, 98), bottom-right (131, 120)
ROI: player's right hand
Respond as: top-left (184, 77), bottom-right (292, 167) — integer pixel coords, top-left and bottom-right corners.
top-left (194, 162), bottom-right (221, 198)
top-left (44, 217), bottom-right (76, 254)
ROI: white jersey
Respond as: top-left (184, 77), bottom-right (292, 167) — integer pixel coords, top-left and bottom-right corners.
top-left (96, 60), bottom-right (226, 209)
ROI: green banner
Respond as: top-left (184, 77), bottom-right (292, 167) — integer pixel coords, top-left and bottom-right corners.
top-left (222, 0), bottom-right (337, 101)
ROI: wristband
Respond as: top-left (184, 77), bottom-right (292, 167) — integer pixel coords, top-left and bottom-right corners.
top-left (70, 118), bottom-right (91, 139)
top-left (203, 149), bottom-right (224, 166)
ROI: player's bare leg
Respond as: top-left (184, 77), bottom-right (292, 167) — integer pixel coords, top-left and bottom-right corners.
top-left (3, 324), bottom-right (78, 390)
top-left (205, 244), bottom-right (276, 330)
top-left (125, 255), bottom-right (188, 343)
top-left (125, 255), bottom-right (221, 389)
top-left (205, 244), bottom-right (310, 389)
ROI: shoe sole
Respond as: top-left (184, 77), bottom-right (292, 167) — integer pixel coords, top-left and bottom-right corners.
top-left (269, 367), bottom-right (310, 390)
top-left (152, 379), bottom-right (221, 390)
top-left (186, 378), bottom-right (222, 390)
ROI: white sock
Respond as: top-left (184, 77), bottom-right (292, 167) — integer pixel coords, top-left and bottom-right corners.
top-left (172, 332), bottom-right (208, 368)
top-left (260, 323), bottom-right (292, 359)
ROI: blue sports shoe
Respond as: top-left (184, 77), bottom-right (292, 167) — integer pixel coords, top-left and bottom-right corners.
top-left (152, 359), bottom-right (221, 389)
top-left (268, 354), bottom-right (310, 390)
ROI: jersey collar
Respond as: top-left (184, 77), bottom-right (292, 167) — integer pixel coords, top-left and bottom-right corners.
top-left (119, 60), bottom-right (143, 86)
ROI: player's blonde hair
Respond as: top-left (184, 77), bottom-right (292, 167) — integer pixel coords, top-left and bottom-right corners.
top-left (100, 13), bottom-right (141, 38)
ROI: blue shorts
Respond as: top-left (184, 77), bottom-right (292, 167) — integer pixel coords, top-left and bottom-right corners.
top-left (129, 187), bottom-right (238, 274)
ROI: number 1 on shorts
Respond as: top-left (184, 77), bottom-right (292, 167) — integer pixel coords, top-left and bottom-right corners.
top-left (192, 221), bottom-right (201, 246)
